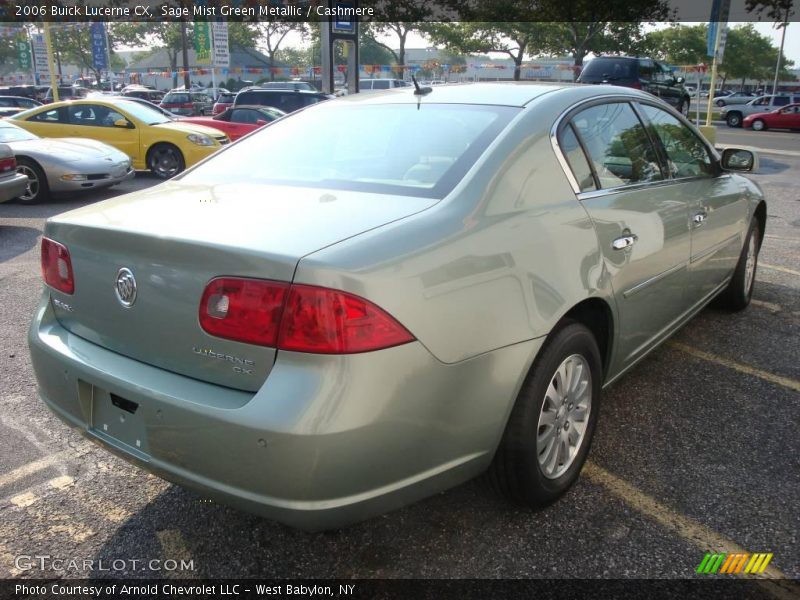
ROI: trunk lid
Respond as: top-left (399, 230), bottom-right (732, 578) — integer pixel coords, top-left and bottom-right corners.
top-left (44, 181), bottom-right (436, 391)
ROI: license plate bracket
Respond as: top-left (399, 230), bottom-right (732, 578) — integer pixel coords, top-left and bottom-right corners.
top-left (89, 386), bottom-right (150, 459)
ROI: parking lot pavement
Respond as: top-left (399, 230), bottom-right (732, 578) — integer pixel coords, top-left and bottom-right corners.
top-left (0, 160), bottom-right (798, 583)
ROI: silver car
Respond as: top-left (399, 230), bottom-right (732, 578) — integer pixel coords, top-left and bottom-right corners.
top-left (0, 120), bottom-right (133, 204)
top-left (29, 84), bottom-right (765, 530)
top-left (0, 143), bottom-right (29, 203)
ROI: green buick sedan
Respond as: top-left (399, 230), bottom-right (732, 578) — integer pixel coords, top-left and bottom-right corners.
top-left (29, 83), bottom-right (765, 530)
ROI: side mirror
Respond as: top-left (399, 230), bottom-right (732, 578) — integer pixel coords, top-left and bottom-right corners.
top-left (721, 148), bottom-right (758, 172)
top-left (114, 118), bottom-right (132, 129)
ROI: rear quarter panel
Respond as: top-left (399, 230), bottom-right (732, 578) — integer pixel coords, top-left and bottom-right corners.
top-left (294, 90), bottom-right (612, 365)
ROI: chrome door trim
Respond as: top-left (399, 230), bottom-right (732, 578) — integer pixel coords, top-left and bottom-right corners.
top-left (690, 232), bottom-right (742, 264)
top-left (622, 261), bottom-right (687, 299)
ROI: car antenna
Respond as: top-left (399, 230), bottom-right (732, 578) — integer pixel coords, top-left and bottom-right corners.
top-left (411, 75), bottom-right (432, 96)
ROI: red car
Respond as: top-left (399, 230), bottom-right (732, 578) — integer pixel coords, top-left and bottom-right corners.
top-left (212, 92), bottom-right (236, 115)
top-left (180, 105), bottom-right (286, 141)
top-left (743, 103), bottom-right (800, 131)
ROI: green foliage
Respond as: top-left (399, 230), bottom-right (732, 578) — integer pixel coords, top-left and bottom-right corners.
top-left (721, 24), bottom-right (794, 83)
top-left (642, 24), bottom-right (709, 65)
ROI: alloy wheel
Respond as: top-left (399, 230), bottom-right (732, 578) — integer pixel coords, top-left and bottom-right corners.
top-left (17, 165), bottom-right (39, 202)
top-left (536, 354), bottom-right (592, 479)
top-left (150, 147), bottom-right (180, 178)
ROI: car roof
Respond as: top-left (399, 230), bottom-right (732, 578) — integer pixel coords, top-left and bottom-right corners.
top-left (337, 82), bottom-right (578, 107)
top-left (239, 88), bottom-right (327, 96)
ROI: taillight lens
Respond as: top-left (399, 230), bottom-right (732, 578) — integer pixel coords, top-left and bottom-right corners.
top-left (278, 284), bottom-right (415, 354)
top-left (41, 237), bottom-right (74, 294)
top-left (199, 278), bottom-right (288, 346)
top-left (0, 155), bottom-right (16, 174)
top-left (199, 278), bottom-right (415, 354)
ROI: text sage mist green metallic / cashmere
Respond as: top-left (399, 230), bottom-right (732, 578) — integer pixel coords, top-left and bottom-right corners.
top-left (29, 83), bottom-right (766, 530)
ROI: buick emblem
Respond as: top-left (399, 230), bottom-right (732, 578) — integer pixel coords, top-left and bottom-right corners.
top-left (115, 268), bottom-right (137, 307)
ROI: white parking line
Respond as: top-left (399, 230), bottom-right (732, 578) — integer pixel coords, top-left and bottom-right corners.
top-left (760, 263), bottom-right (800, 277)
top-left (0, 449), bottom-right (75, 490)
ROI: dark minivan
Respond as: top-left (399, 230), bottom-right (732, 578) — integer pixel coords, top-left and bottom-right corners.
top-left (233, 89), bottom-right (333, 114)
top-left (578, 56), bottom-right (691, 116)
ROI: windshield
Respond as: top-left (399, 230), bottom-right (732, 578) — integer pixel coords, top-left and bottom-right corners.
top-left (114, 100), bottom-right (170, 125)
top-left (180, 102), bottom-right (517, 198)
top-left (0, 124), bottom-right (38, 142)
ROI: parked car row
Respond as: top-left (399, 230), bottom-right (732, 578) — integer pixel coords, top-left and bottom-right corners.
top-left (721, 94), bottom-right (800, 128)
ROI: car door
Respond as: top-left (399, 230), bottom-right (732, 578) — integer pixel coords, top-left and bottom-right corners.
top-left (654, 61), bottom-right (680, 109)
top-left (637, 102), bottom-right (748, 302)
top-left (637, 59), bottom-right (660, 99)
top-left (561, 100), bottom-right (691, 369)
top-left (225, 108), bottom-right (259, 139)
top-left (15, 106), bottom-right (70, 137)
top-left (66, 103), bottom-right (139, 159)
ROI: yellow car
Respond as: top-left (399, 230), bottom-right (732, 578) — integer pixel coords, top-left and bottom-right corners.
top-left (10, 99), bottom-right (230, 178)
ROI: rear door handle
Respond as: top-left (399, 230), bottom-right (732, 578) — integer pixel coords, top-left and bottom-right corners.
top-left (612, 234), bottom-right (638, 250)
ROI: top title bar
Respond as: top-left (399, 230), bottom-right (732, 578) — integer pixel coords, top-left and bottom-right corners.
top-left (0, 0), bottom-right (797, 22)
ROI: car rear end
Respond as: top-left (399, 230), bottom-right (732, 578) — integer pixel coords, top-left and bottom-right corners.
top-left (212, 92), bottom-right (235, 115)
top-left (577, 57), bottom-right (640, 88)
top-left (0, 143), bottom-right (29, 203)
top-left (160, 92), bottom-right (195, 116)
top-left (28, 97), bottom-right (528, 530)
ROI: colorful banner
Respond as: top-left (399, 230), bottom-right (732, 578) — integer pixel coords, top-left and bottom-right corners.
top-left (17, 33), bottom-right (32, 71)
top-left (194, 22), bottom-right (211, 65)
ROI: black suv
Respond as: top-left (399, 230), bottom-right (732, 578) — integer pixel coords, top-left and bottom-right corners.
top-left (233, 89), bottom-right (333, 114)
top-left (578, 56), bottom-right (691, 116)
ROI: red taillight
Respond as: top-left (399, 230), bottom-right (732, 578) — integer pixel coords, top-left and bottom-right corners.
top-left (41, 237), bottom-right (74, 295)
top-left (199, 278), bottom-right (415, 354)
top-left (0, 155), bottom-right (16, 174)
top-left (631, 81), bottom-right (643, 90)
top-left (199, 278), bottom-right (288, 346)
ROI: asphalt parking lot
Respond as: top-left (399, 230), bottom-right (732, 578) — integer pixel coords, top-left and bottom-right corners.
top-left (0, 133), bottom-right (798, 585)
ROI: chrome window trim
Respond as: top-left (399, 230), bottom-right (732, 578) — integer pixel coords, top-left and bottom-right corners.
top-left (550, 94), bottom-right (724, 199)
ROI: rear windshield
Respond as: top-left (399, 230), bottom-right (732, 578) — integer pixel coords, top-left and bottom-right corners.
top-left (581, 59), bottom-right (636, 81)
top-left (235, 91), bottom-right (324, 112)
top-left (180, 103), bottom-right (517, 198)
top-left (217, 93), bottom-right (236, 103)
top-left (163, 93), bottom-right (189, 103)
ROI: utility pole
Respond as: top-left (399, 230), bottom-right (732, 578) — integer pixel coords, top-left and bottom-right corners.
top-left (771, 9), bottom-right (789, 97)
top-left (180, 12), bottom-right (191, 90)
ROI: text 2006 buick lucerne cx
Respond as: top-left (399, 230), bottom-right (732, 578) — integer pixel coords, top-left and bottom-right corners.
top-left (29, 83), bottom-right (765, 530)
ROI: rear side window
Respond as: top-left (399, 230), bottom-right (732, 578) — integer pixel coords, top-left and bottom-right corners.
top-left (30, 107), bottom-right (65, 122)
top-left (559, 124), bottom-right (596, 192)
top-left (373, 80), bottom-right (391, 90)
top-left (581, 59), bottom-right (635, 81)
top-left (773, 96), bottom-right (791, 106)
top-left (569, 102), bottom-right (663, 188)
top-left (164, 93), bottom-right (189, 103)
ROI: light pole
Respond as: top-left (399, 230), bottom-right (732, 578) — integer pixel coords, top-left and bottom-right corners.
top-left (771, 8), bottom-right (789, 97)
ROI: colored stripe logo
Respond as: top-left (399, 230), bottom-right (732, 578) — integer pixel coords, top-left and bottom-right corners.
top-left (696, 552), bottom-right (773, 574)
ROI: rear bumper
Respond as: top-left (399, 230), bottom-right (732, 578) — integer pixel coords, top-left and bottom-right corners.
top-left (29, 294), bottom-right (540, 530)
top-left (0, 171), bottom-right (29, 203)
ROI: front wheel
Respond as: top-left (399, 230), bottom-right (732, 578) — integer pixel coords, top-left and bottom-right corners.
top-left (752, 119), bottom-right (767, 132)
top-left (147, 144), bottom-right (185, 179)
top-left (488, 322), bottom-right (602, 507)
top-left (716, 98), bottom-right (726, 107)
top-left (715, 220), bottom-right (760, 311)
top-left (726, 112), bottom-right (743, 128)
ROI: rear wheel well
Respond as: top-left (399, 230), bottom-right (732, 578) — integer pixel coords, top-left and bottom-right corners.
top-left (558, 299), bottom-right (613, 379)
top-left (753, 201), bottom-right (767, 251)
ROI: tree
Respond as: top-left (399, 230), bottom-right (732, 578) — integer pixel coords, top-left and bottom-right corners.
top-left (50, 24), bottom-right (124, 84)
top-left (642, 24), bottom-right (708, 66)
top-left (745, 0), bottom-right (795, 21)
top-left (366, 0), bottom-right (439, 68)
top-left (256, 22), bottom-right (306, 80)
top-left (720, 25), bottom-right (794, 89)
top-left (425, 22), bottom-right (552, 81)
top-left (113, 23), bottom-right (186, 87)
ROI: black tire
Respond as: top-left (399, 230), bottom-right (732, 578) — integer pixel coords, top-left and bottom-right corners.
top-left (726, 112), bottom-right (743, 128)
top-left (147, 143), bottom-right (185, 179)
top-left (715, 220), bottom-right (761, 311)
top-left (488, 322), bottom-right (602, 507)
top-left (15, 157), bottom-right (50, 204)
top-left (751, 119), bottom-right (767, 132)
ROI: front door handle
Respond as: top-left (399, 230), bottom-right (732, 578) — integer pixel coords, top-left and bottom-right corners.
top-left (693, 212), bottom-right (707, 227)
top-left (612, 234), bottom-right (638, 250)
